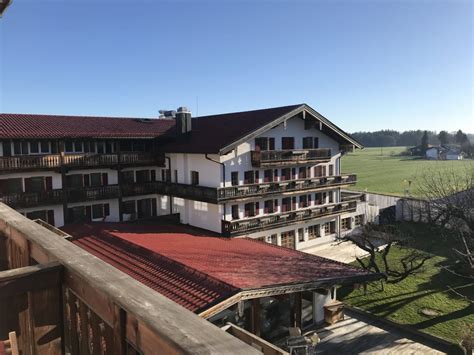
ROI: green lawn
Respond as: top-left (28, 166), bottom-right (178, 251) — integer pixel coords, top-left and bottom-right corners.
top-left (341, 146), bottom-right (474, 196)
top-left (339, 223), bottom-right (474, 345)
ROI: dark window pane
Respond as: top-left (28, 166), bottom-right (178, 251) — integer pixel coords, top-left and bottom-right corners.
top-left (30, 141), bottom-right (39, 154)
top-left (40, 141), bottom-right (49, 153)
top-left (231, 172), bottom-right (239, 186)
top-left (74, 141), bottom-right (82, 152)
top-left (90, 173), bottom-right (102, 186)
top-left (92, 204), bottom-right (104, 219)
top-left (282, 137), bottom-right (294, 150)
top-left (24, 177), bottom-right (44, 193)
top-left (65, 142), bottom-right (73, 152)
top-left (191, 171), bottom-right (199, 185)
top-left (122, 171), bottom-right (135, 184)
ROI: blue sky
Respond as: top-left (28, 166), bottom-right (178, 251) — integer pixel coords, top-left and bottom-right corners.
top-left (0, 0), bottom-right (472, 133)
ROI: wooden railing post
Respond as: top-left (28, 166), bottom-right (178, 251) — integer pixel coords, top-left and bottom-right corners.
top-left (113, 305), bottom-right (127, 355)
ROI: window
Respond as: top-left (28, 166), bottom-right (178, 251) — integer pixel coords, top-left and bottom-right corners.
top-left (67, 174), bottom-right (83, 188)
top-left (280, 230), bottom-right (295, 249)
top-left (264, 200), bottom-right (275, 214)
top-left (281, 197), bottom-right (292, 212)
top-left (298, 228), bottom-right (305, 242)
top-left (308, 225), bottom-right (320, 240)
top-left (299, 167), bottom-right (308, 179)
top-left (105, 141), bottom-right (115, 154)
top-left (323, 222), bottom-right (330, 235)
top-left (281, 168), bottom-right (291, 181)
top-left (269, 234), bottom-right (277, 245)
top-left (97, 142), bottom-right (105, 154)
top-left (0, 178), bottom-right (23, 194)
top-left (314, 165), bottom-right (326, 177)
top-left (302, 137), bottom-right (313, 149)
top-left (328, 191), bottom-right (334, 203)
top-left (24, 177), bottom-right (52, 193)
top-left (315, 193), bottom-right (322, 205)
top-left (256, 236), bottom-right (266, 242)
top-left (67, 206), bottom-right (92, 223)
top-left (122, 200), bottom-right (136, 214)
top-left (191, 171), bottom-right (199, 185)
top-left (323, 221), bottom-right (336, 235)
top-left (231, 205), bottom-right (240, 220)
top-left (231, 172), bottom-right (239, 186)
top-left (40, 141), bottom-right (49, 153)
top-left (341, 218), bottom-right (351, 231)
top-left (268, 138), bottom-right (275, 150)
top-left (281, 137), bottom-right (294, 150)
top-left (329, 164), bottom-right (334, 176)
top-left (244, 202), bottom-right (256, 217)
top-left (255, 137), bottom-right (268, 151)
top-left (137, 198), bottom-right (157, 218)
top-left (122, 171), bottom-right (135, 184)
top-left (13, 141), bottom-right (29, 155)
top-left (26, 210), bottom-right (55, 225)
top-left (92, 203), bottom-right (110, 219)
top-left (314, 137), bottom-right (319, 148)
top-left (299, 195), bottom-right (308, 208)
top-left (263, 169), bottom-right (273, 182)
top-left (30, 141), bottom-right (39, 154)
top-left (244, 171), bottom-right (255, 184)
top-left (354, 215), bottom-right (364, 226)
top-left (136, 170), bottom-right (151, 183)
top-left (74, 141), bottom-right (83, 152)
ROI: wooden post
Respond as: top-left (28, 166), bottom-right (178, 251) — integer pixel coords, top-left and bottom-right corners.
top-left (113, 304), bottom-right (127, 355)
top-left (295, 292), bottom-right (302, 330)
top-left (250, 299), bottom-right (260, 337)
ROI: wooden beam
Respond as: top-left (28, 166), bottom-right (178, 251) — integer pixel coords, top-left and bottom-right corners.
top-left (113, 305), bottom-right (127, 355)
top-left (295, 292), bottom-right (302, 329)
top-left (251, 299), bottom-right (260, 337)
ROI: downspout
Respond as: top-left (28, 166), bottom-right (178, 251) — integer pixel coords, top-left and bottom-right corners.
top-left (165, 156), bottom-right (173, 215)
top-left (205, 153), bottom-right (226, 221)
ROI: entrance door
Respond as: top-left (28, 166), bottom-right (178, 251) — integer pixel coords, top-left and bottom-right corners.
top-left (280, 230), bottom-right (295, 249)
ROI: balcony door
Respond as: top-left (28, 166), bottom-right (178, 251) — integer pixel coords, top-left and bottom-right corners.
top-left (137, 198), bottom-right (157, 219)
top-left (280, 230), bottom-right (295, 249)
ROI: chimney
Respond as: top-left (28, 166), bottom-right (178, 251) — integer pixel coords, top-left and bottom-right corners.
top-left (176, 106), bottom-right (192, 135)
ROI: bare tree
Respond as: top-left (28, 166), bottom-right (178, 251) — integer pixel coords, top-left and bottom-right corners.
top-left (342, 223), bottom-right (432, 284)
top-left (415, 166), bottom-right (474, 274)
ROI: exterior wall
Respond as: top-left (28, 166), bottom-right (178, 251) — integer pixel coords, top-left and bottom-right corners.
top-left (67, 198), bottom-right (120, 223)
top-left (0, 171), bottom-right (62, 190)
top-left (167, 153), bottom-right (221, 187)
top-left (426, 148), bottom-right (438, 160)
top-left (17, 204), bottom-right (65, 227)
top-left (65, 168), bottom-right (118, 185)
top-left (219, 116), bottom-right (341, 187)
top-left (313, 288), bottom-right (335, 324)
top-left (171, 197), bottom-right (223, 233)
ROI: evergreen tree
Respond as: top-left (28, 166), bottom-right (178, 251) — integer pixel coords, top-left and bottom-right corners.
top-left (421, 131), bottom-right (429, 152)
top-left (437, 130), bottom-right (449, 145)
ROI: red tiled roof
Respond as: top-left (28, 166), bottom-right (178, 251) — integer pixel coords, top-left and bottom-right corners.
top-left (160, 104), bottom-right (303, 153)
top-left (65, 223), bottom-right (376, 313)
top-left (0, 113), bottom-right (175, 139)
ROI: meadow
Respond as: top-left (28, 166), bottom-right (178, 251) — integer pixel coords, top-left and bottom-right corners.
top-left (341, 146), bottom-right (473, 197)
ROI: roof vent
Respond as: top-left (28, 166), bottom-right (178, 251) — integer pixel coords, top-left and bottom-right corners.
top-left (159, 110), bottom-right (176, 119)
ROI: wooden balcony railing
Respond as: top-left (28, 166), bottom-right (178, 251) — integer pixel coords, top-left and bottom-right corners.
top-left (0, 154), bottom-right (61, 173)
top-left (221, 200), bottom-right (357, 237)
top-left (0, 189), bottom-right (64, 209)
top-left (0, 203), bottom-right (257, 355)
top-left (66, 185), bottom-right (121, 203)
top-left (0, 152), bottom-right (164, 173)
top-left (217, 174), bottom-right (357, 201)
top-left (251, 148), bottom-right (332, 167)
top-left (341, 191), bottom-right (367, 203)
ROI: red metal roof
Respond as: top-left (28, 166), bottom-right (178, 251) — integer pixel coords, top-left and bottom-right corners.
top-left (66, 223), bottom-right (375, 313)
top-left (0, 113), bottom-right (175, 139)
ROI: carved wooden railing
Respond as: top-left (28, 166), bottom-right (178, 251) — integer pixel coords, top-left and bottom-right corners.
top-left (0, 189), bottom-right (64, 209)
top-left (251, 148), bottom-right (332, 167)
top-left (0, 155), bottom-right (61, 172)
top-left (221, 200), bottom-right (357, 237)
top-left (66, 185), bottom-right (121, 203)
top-left (0, 203), bottom-right (259, 355)
top-left (217, 174), bottom-right (357, 201)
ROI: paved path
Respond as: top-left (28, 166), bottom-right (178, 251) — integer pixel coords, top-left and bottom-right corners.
top-left (313, 314), bottom-right (445, 354)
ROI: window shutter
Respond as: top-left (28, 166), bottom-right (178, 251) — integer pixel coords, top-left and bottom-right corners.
top-left (269, 138), bottom-right (275, 150)
top-left (255, 171), bottom-right (259, 182)
top-left (292, 197), bottom-right (297, 210)
top-left (47, 210), bottom-right (55, 226)
top-left (45, 177), bottom-right (53, 191)
top-left (102, 173), bottom-right (108, 186)
top-left (151, 198), bottom-right (157, 216)
top-left (255, 202), bottom-right (259, 215)
top-left (150, 170), bottom-right (156, 181)
top-left (85, 206), bottom-right (92, 221)
top-left (104, 203), bottom-right (110, 216)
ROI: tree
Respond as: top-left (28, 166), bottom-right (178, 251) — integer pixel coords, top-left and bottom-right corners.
top-left (437, 130), bottom-right (449, 145)
top-left (456, 130), bottom-right (469, 145)
top-left (416, 166), bottom-right (474, 275)
top-left (341, 224), bottom-right (432, 284)
top-left (420, 131), bottom-right (429, 153)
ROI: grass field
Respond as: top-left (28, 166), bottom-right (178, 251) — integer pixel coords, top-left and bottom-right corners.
top-left (339, 223), bottom-right (474, 345)
top-left (341, 146), bottom-right (474, 197)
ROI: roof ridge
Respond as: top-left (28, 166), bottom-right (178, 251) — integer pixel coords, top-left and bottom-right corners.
top-left (0, 112), bottom-right (176, 121)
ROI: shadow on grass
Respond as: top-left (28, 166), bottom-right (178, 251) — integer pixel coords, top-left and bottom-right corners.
top-left (412, 303), bottom-right (474, 330)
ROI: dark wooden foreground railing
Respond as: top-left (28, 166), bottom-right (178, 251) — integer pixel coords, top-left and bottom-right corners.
top-left (251, 148), bottom-right (332, 167)
top-left (222, 200), bottom-right (358, 237)
top-left (0, 203), bottom-right (260, 355)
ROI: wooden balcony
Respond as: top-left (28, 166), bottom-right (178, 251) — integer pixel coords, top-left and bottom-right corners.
top-left (0, 154), bottom-right (61, 173)
top-left (217, 174), bottom-right (357, 201)
top-left (0, 152), bottom-right (164, 173)
top-left (0, 190), bottom-right (64, 209)
top-left (66, 185), bottom-right (121, 203)
top-left (221, 200), bottom-right (357, 237)
top-left (251, 148), bottom-right (331, 167)
top-left (0, 203), bottom-right (257, 355)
